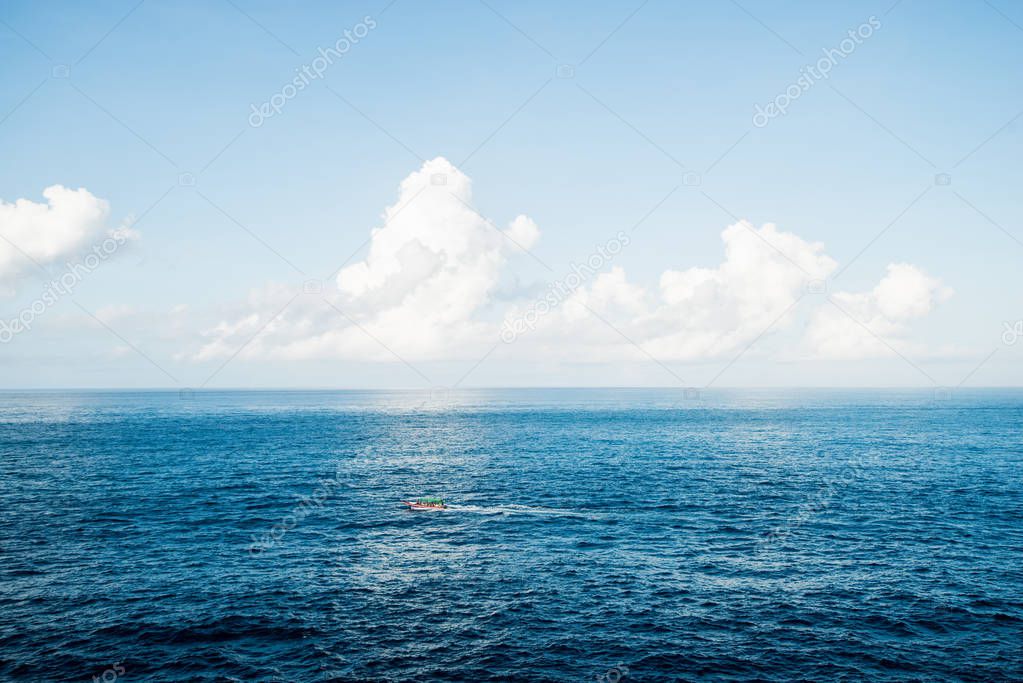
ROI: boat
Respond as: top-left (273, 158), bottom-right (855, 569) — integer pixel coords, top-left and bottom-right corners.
top-left (402, 497), bottom-right (447, 510)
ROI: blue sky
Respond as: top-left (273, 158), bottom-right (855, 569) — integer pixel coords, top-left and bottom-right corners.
top-left (1, 0), bottom-right (1021, 389)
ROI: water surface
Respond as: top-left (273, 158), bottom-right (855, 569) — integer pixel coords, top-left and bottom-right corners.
top-left (1, 389), bottom-right (1021, 681)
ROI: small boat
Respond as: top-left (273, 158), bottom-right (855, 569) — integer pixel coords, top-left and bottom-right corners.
top-left (402, 497), bottom-right (447, 511)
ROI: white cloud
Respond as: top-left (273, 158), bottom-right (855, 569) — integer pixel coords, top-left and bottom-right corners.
top-left (196, 157), bottom-right (539, 361)
top-left (803, 263), bottom-right (953, 359)
top-left (568, 265), bottom-right (648, 318)
top-left (640, 221), bottom-right (837, 360)
top-left (193, 159), bottom-right (951, 367)
top-left (0, 185), bottom-right (124, 290)
top-left (509, 221), bottom-right (837, 362)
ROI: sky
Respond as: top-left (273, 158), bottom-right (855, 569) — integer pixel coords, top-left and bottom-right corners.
top-left (1, 0), bottom-right (1021, 390)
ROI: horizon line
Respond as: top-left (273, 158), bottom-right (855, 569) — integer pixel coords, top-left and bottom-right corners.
top-left (2, 386), bottom-right (1021, 392)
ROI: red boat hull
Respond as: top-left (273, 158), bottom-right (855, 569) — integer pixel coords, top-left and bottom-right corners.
top-left (401, 501), bottom-right (447, 511)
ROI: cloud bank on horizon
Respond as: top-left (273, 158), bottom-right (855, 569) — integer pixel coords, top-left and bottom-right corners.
top-left (192, 157), bottom-right (953, 364)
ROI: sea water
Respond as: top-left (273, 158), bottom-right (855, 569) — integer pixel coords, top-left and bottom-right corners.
top-left (1, 389), bottom-right (1020, 681)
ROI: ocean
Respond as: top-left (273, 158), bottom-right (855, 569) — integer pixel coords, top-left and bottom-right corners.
top-left (1, 389), bottom-right (1021, 682)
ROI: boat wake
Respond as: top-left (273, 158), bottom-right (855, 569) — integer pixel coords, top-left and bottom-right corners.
top-left (445, 504), bottom-right (599, 519)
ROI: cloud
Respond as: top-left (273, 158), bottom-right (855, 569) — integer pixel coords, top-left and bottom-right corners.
top-left (803, 263), bottom-right (953, 359)
top-left (502, 220), bottom-right (837, 362)
top-left (0, 185), bottom-right (125, 290)
top-left (196, 157), bottom-right (539, 361)
top-left (638, 221), bottom-right (837, 360)
top-left (193, 159), bottom-right (950, 366)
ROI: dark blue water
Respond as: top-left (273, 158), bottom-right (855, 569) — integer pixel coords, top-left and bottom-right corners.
top-left (1, 389), bottom-right (1021, 682)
